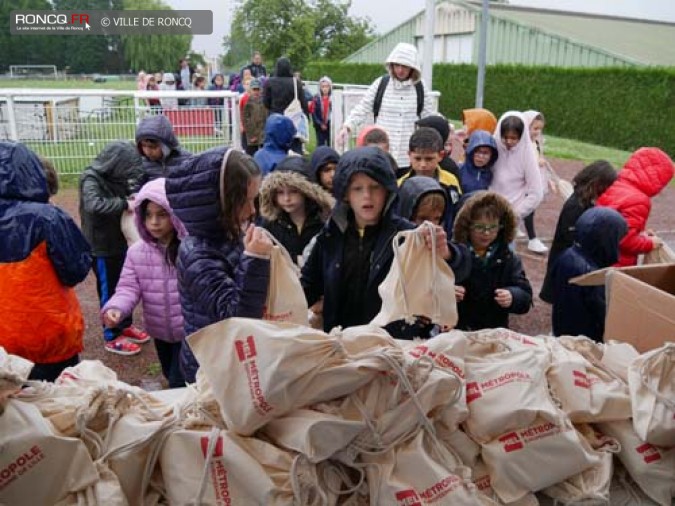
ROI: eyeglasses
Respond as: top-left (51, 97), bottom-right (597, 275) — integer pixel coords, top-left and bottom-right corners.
top-left (470, 223), bottom-right (501, 234)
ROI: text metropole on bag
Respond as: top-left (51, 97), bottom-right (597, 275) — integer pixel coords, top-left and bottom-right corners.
top-left (0, 400), bottom-right (100, 506)
top-left (159, 428), bottom-right (331, 505)
top-left (628, 343), bottom-right (675, 447)
top-left (364, 430), bottom-right (481, 506)
top-left (371, 223), bottom-right (458, 329)
top-left (187, 318), bottom-right (398, 435)
top-left (263, 232), bottom-right (309, 325)
top-left (481, 417), bottom-right (601, 504)
top-left (463, 343), bottom-right (560, 443)
top-left (283, 78), bottom-right (310, 143)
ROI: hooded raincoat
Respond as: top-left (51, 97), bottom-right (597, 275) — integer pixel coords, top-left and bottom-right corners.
top-left (301, 147), bottom-right (469, 332)
top-left (101, 178), bottom-right (187, 343)
top-left (596, 147), bottom-right (674, 266)
top-left (263, 57), bottom-right (309, 116)
top-left (342, 43), bottom-right (435, 168)
top-left (166, 147), bottom-right (270, 383)
top-left (260, 169), bottom-right (334, 264)
top-left (459, 129), bottom-right (498, 194)
top-left (79, 141), bottom-right (142, 257)
top-left (0, 142), bottom-right (92, 364)
top-left (550, 207), bottom-right (627, 341)
top-left (253, 114), bottom-right (297, 176)
top-left (488, 111), bottom-right (543, 219)
top-left (134, 115), bottom-right (192, 190)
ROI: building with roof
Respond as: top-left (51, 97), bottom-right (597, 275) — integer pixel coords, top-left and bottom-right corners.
top-left (344, 1), bottom-right (675, 68)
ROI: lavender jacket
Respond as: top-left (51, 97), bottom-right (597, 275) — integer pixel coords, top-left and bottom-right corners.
top-left (101, 178), bottom-right (187, 342)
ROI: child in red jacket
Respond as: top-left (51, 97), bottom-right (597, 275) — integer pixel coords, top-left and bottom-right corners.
top-left (596, 147), bottom-right (673, 266)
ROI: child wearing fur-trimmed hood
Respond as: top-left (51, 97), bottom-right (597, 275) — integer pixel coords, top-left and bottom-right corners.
top-left (259, 156), bottom-right (335, 265)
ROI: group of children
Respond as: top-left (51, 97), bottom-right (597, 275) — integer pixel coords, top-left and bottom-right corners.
top-left (2, 101), bottom-right (672, 388)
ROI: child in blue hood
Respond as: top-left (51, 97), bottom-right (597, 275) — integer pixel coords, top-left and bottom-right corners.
top-left (550, 207), bottom-right (627, 342)
top-left (253, 114), bottom-right (297, 177)
top-left (459, 129), bottom-right (498, 194)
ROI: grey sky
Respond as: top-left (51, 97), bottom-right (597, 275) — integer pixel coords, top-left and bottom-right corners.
top-left (165, 0), bottom-right (675, 58)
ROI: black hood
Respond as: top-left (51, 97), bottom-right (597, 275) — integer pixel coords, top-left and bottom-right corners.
top-left (398, 176), bottom-right (447, 221)
top-left (574, 206), bottom-right (627, 268)
top-left (274, 57), bottom-right (293, 77)
top-left (310, 146), bottom-right (340, 180)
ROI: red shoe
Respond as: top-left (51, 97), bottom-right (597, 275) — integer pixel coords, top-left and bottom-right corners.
top-left (105, 337), bottom-right (141, 356)
top-left (121, 326), bottom-right (151, 344)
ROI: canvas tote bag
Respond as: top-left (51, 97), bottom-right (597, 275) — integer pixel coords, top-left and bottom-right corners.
top-left (643, 242), bottom-right (675, 264)
top-left (160, 428), bottom-right (329, 505)
top-left (628, 343), bottom-right (675, 446)
top-left (600, 340), bottom-right (639, 383)
top-left (262, 231), bottom-right (309, 325)
top-left (597, 420), bottom-right (675, 506)
top-left (547, 339), bottom-right (631, 423)
top-left (187, 318), bottom-right (396, 435)
top-left (283, 78), bottom-right (309, 142)
top-left (372, 222), bottom-right (458, 329)
top-left (463, 344), bottom-right (559, 443)
top-left (541, 423), bottom-right (619, 505)
top-left (482, 417), bottom-right (601, 504)
top-left (364, 430), bottom-right (481, 505)
top-left (261, 408), bottom-right (367, 463)
top-left (0, 400), bottom-right (100, 505)
top-left (0, 347), bottom-right (33, 410)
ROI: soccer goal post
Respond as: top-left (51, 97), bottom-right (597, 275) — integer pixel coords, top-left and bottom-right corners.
top-left (9, 65), bottom-right (58, 79)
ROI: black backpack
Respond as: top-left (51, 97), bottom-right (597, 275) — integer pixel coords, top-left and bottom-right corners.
top-left (373, 74), bottom-right (425, 121)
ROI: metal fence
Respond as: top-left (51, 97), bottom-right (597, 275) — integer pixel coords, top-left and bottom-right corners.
top-left (0, 84), bottom-right (440, 175)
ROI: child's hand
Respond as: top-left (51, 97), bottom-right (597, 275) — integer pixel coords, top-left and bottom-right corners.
top-left (455, 285), bottom-right (466, 302)
top-left (494, 289), bottom-right (513, 308)
top-left (420, 224), bottom-right (451, 260)
top-left (337, 126), bottom-right (350, 148)
top-left (244, 225), bottom-right (273, 257)
top-left (103, 309), bottom-right (122, 328)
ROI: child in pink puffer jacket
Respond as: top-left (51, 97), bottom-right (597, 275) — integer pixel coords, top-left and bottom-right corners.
top-left (102, 177), bottom-right (186, 387)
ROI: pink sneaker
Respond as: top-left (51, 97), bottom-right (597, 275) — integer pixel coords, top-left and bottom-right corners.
top-left (121, 326), bottom-right (151, 344)
top-left (105, 337), bottom-right (141, 356)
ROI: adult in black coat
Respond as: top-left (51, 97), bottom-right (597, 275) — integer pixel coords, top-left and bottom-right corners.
top-left (263, 57), bottom-right (309, 116)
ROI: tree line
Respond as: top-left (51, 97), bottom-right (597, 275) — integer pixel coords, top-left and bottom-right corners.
top-left (1, 0), bottom-right (376, 75)
top-left (0, 0), bottom-right (190, 74)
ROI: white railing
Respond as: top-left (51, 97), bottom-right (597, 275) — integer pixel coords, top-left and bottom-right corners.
top-left (0, 85), bottom-right (440, 175)
top-left (0, 89), bottom-right (240, 175)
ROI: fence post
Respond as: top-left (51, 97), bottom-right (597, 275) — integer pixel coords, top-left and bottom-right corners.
top-left (231, 96), bottom-right (241, 149)
top-left (5, 94), bottom-right (19, 141)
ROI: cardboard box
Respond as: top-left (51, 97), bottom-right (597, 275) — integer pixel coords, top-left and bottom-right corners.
top-left (571, 264), bottom-right (675, 353)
